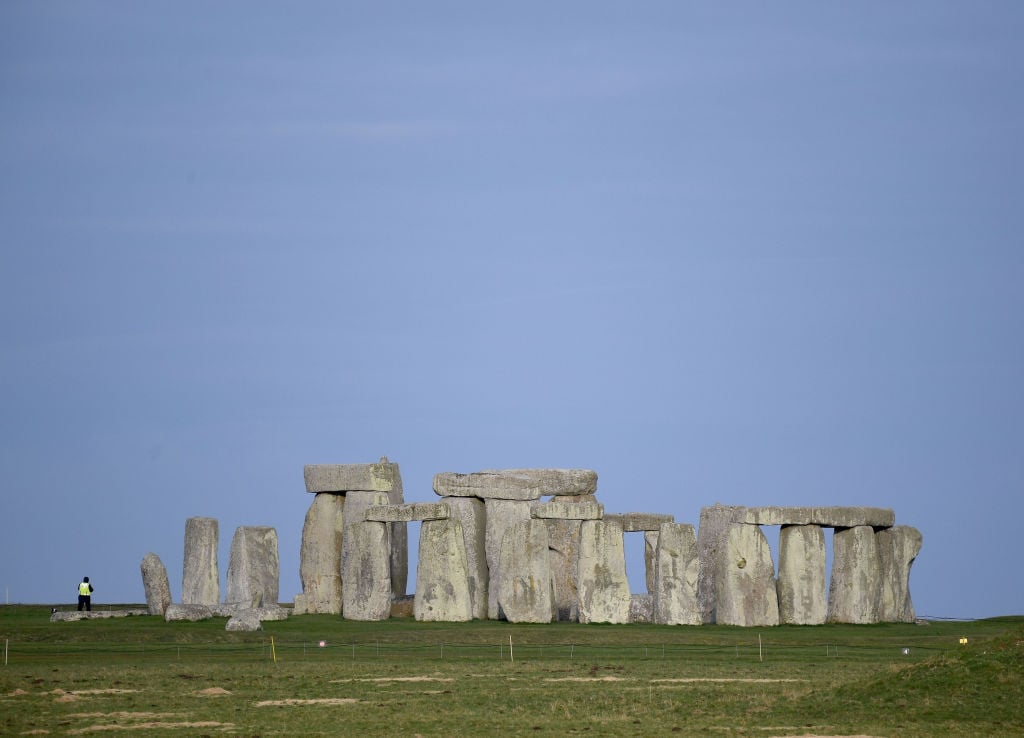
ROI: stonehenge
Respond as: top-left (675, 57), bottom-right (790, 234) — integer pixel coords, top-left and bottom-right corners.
top-left (139, 458), bottom-right (923, 630)
top-left (293, 463), bottom-right (922, 626)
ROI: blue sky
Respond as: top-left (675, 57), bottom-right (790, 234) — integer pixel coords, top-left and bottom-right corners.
top-left (2, 2), bottom-right (1021, 619)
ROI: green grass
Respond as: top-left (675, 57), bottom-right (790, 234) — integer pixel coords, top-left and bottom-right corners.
top-left (1, 605), bottom-right (1021, 736)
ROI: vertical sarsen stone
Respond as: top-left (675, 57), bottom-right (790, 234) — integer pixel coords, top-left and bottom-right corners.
top-left (776, 524), bottom-right (826, 625)
top-left (182, 517), bottom-right (220, 606)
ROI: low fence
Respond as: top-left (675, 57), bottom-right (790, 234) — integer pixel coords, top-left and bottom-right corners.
top-left (1, 637), bottom-right (952, 666)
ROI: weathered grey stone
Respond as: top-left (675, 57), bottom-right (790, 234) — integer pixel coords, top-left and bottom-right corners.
top-left (644, 530), bottom-right (659, 593)
top-left (828, 525), bottom-right (881, 624)
top-left (225, 526), bottom-right (279, 606)
top-left (434, 471), bottom-right (543, 500)
top-left (739, 506), bottom-right (896, 528)
top-left (546, 518), bottom-right (582, 622)
top-left (341, 521), bottom-right (392, 620)
top-left (776, 525), bottom-right (827, 625)
top-left (293, 593), bottom-right (308, 615)
top-left (496, 519), bottom-right (553, 623)
top-left (140, 552), bottom-right (171, 616)
top-left (604, 512), bottom-right (674, 532)
top-left (303, 457), bottom-right (401, 493)
top-left (445, 497), bottom-right (488, 619)
top-left (341, 490), bottom-right (390, 616)
top-left (483, 468), bottom-right (598, 496)
top-left (653, 523), bottom-right (701, 626)
top-left (577, 519), bottom-right (631, 624)
top-left (254, 605), bottom-right (290, 621)
top-left (391, 595), bottom-right (415, 618)
top-left (629, 594), bottom-right (654, 623)
top-left (51, 609), bottom-right (149, 622)
top-left (365, 502), bottom-right (450, 522)
top-left (165, 604), bottom-right (215, 621)
top-left (415, 518), bottom-right (473, 622)
top-left (484, 498), bottom-right (535, 619)
top-left (299, 493), bottom-right (345, 614)
top-left (170, 603), bottom-right (288, 621)
top-left (697, 504), bottom-right (746, 624)
top-left (714, 524), bottom-right (780, 627)
top-left (225, 610), bottom-right (263, 631)
top-left (182, 517), bottom-right (220, 606)
top-left (532, 499), bottom-right (604, 520)
top-left (385, 468), bottom-right (408, 600)
top-left (877, 526), bottom-right (922, 623)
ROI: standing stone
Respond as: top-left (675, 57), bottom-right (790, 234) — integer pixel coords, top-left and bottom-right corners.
top-left (341, 521), bottom-right (392, 620)
top-left (577, 519), bottom-right (631, 624)
top-left (484, 498), bottom-right (535, 619)
top-left (776, 525), bottom-right (827, 625)
top-left (182, 517), bottom-right (220, 606)
top-left (385, 466), bottom-right (408, 600)
top-left (545, 518), bottom-right (583, 621)
top-left (342, 490), bottom-right (391, 615)
top-left (496, 519), bottom-right (554, 623)
top-left (299, 493), bottom-right (345, 614)
top-left (828, 525), bottom-right (881, 624)
top-left (644, 530), bottom-right (659, 593)
top-left (140, 552), bottom-right (172, 616)
top-left (714, 524), bottom-right (779, 627)
top-left (696, 504), bottom-right (746, 624)
top-left (653, 523), bottom-right (701, 626)
top-left (876, 526), bottom-right (922, 623)
top-left (225, 526), bottom-right (280, 606)
top-left (445, 497), bottom-right (488, 619)
top-left (415, 519), bottom-right (472, 622)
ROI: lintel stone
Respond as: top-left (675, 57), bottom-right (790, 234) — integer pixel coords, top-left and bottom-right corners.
top-left (304, 457), bottom-right (400, 493)
top-left (604, 512), bottom-right (674, 532)
top-left (365, 502), bottom-right (451, 522)
top-left (483, 468), bottom-right (597, 496)
top-left (531, 499), bottom-right (604, 520)
top-left (738, 506), bottom-right (895, 528)
top-left (435, 468), bottom-right (598, 500)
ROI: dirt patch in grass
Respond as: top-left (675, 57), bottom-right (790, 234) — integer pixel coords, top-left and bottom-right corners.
top-left (544, 676), bottom-right (630, 682)
top-left (196, 687), bottom-right (232, 696)
top-left (255, 697), bottom-right (360, 706)
top-left (651, 678), bottom-right (807, 683)
top-left (332, 675), bottom-right (454, 683)
top-left (68, 721), bottom-right (233, 734)
top-left (68, 713), bottom-right (181, 719)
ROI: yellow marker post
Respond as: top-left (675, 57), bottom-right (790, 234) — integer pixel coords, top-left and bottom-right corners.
top-left (271, 636), bottom-right (277, 664)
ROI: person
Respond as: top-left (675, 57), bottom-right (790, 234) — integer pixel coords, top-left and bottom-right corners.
top-left (77, 576), bottom-right (94, 611)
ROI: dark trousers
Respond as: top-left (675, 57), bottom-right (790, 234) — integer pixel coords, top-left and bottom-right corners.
top-left (78, 595), bottom-right (91, 611)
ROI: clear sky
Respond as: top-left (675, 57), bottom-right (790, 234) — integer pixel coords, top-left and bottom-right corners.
top-left (2, 2), bottom-right (1021, 619)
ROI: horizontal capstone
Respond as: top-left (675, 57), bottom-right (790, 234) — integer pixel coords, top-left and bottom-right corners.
top-left (604, 512), bottom-right (675, 532)
top-left (738, 506), bottom-right (895, 528)
top-left (304, 459), bottom-right (400, 493)
top-left (531, 499), bottom-right (604, 520)
top-left (364, 502), bottom-right (451, 522)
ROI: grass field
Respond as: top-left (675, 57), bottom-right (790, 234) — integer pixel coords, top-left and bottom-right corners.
top-left (1, 605), bottom-right (1021, 736)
